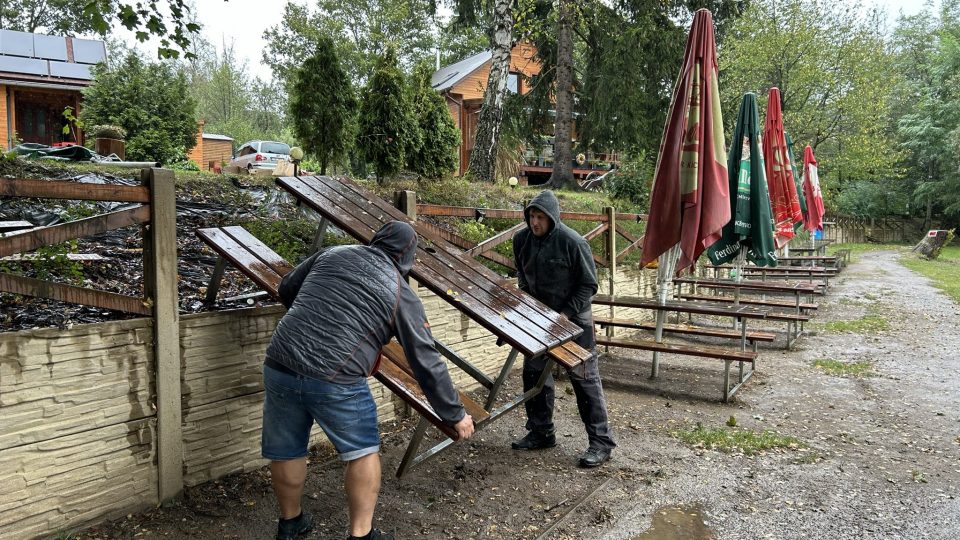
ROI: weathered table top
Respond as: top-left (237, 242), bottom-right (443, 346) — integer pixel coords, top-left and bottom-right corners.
top-left (276, 175), bottom-right (584, 359)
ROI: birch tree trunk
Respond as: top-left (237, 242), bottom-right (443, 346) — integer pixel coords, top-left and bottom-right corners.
top-left (549, 0), bottom-right (576, 189)
top-left (467, 0), bottom-right (513, 183)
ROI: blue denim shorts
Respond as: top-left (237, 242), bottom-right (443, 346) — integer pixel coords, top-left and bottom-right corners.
top-left (261, 364), bottom-right (381, 462)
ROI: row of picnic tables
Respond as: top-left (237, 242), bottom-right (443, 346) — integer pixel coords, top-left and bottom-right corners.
top-left (592, 249), bottom-right (845, 401)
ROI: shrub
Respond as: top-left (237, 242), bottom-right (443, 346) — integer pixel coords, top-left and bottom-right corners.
top-left (88, 125), bottom-right (128, 139)
top-left (606, 151), bottom-right (654, 207)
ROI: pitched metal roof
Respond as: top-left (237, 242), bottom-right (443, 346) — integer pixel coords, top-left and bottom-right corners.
top-left (203, 133), bottom-right (234, 141)
top-left (0, 29), bottom-right (106, 86)
top-left (431, 50), bottom-right (491, 92)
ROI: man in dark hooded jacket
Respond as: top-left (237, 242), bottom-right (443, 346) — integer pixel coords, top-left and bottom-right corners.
top-left (511, 190), bottom-right (616, 468)
top-left (261, 220), bottom-right (474, 540)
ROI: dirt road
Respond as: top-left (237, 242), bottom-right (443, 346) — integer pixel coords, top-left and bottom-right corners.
top-left (74, 250), bottom-right (960, 540)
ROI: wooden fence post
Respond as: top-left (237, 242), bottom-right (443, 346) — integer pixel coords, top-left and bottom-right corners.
top-left (605, 207), bottom-right (616, 344)
top-left (142, 168), bottom-right (182, 501)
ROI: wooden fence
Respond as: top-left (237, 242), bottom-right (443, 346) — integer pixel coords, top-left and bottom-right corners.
top-left (821, 215), bottom-right (918, 244)
top-left (0, 170), bottom-right (183, 501)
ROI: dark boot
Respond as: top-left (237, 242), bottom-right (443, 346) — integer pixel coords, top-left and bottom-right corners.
top-left (511, 430), bottom-right (557, 450)
top-left (277, 511), bottom-right (313, 540)
top-left (348, 529), bottom-right (395, 540)
top-left (578, 447), bottom-right (611, 468)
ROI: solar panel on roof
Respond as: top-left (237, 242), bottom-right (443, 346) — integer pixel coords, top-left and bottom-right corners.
top-left (49, 61), bottom-right (91, 80)
top-left (72, 38), bottom-right (106, 64)
top-left (0, 56), bottom-right (47, 76)
top-left (0, 29), bottom-right (35, 57)
top-left (33, 34), bottom-right (67, 61)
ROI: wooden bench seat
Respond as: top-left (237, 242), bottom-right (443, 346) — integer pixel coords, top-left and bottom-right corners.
top-left (595, 316), bottom-right (776, 351)
top-left (595, 335), bottom-right (758, 401)
top-left (197, 225), bottom-right (490, 442)
top-left (677, 293), bottom-right (818, 312)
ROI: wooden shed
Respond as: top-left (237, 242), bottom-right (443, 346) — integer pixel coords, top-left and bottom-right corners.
top-left (188, 121), bottom-right (234, 171)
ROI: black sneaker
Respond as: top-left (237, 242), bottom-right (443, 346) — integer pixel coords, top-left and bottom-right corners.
top-left (578, 447), bottom-right (611, 468)
top-left (511, 431), bottom-right (557, 450)
top-left (277, 511), bottom-right (313, 540)
top-left (348, 529), bottom-right (395, 540)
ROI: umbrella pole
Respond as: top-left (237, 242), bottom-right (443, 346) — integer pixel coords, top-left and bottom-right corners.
top-left (652, 244), bottom-right (680, 379)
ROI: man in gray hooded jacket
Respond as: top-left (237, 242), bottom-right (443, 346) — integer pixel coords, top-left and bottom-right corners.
top-left (262, 220), bottom-right (474, 540)
top-left (511, 190), bottom-right (616, 468)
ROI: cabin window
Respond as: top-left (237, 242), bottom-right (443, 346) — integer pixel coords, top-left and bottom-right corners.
top-left (507, 72), bottom-right (519, 94)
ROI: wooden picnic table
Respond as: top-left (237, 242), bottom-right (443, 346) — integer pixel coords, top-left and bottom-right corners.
top-left (276, 175), bottom-right (583, 360)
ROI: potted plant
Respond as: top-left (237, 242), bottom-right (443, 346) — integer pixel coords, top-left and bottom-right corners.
top-left (89, 125), bottom-right (127, 159)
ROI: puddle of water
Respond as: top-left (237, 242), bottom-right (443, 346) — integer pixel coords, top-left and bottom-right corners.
top-left (632, 505), bottom-right (716, 540)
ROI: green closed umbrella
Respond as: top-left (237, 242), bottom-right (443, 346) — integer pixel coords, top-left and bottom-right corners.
top-left (707, 93), bottom-right (777, 273)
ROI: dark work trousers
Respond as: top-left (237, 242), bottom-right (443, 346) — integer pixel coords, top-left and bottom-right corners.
top-left (522, 316), bottom-right (616, 451)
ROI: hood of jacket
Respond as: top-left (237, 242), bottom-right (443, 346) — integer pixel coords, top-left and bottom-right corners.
top-left (524, 190), bottom-right (562, 234)
top-left (371, 220), bottom-right (417, 276)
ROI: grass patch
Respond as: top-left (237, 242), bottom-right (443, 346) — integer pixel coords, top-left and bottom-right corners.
top-left (813, 358), bottom-right (874, 377)
top-left (900, 245), bottom-right (960, 304)
top-left (822, 314), bottom-right (890, 333)
top-left (668, 422), bottom-right (804, 455)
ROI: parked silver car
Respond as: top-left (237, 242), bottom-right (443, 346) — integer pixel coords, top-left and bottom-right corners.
top-left (229, 140), bottom-right (290, 172)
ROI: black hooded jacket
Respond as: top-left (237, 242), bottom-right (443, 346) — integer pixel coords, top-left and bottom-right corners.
top-left (512, 190), bottom-right (599, 324)
top-left (265, 221), bottom-right (465, 425)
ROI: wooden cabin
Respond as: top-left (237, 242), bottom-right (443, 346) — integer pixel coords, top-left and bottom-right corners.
top-left (0, 30), bottom-right (106, 149)
top-left (432, 43), bottom-right (541, 177)
top-left (187, 121), bottom-right (234, 172)
top-left (432, 43), bottom-right (620, 182)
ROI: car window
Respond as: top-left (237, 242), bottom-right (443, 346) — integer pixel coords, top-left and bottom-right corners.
top-left (239, 145), bottom-right (255, 156)
top-left (260, 142), bottom-right (290, 155)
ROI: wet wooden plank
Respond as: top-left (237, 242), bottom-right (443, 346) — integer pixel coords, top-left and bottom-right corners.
top-left (219, 226), bottom-right (293, 276)
top-left (0, 206), bottom-right (151, 258)
top-left (0, 178), bottom-right (150, 202)
top-left (674, 277), bottom-right (824, 295)
top-left (418, 221), bottom-right (515, 270)
top-left (678, 293), bottom-right (818, 311)
top-left (592, 294), bottom-right (769, 319)
top-left (197, 228), bottom-right (285, 294)
top-left (0, 272), bottom-right (150, 315)
top-left (596, 335), bottom-right (758, 362)
top-left (594, 317), bottom-right (777, 342)
top-left (374, 359), bottom-right (460, 440)
top-left (314, 176), bottom-right (580, 345)
top-left (381, 341), bottom-right (490, 422)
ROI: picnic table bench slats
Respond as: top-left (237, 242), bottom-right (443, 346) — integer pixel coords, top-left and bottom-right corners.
top-left (197, 228), bottom-right (288, 293)
top-left (596, 335), bottom-right (758, 362)
top-left (307, 175), bottom-right (581, 345)
top-left (595, 316), bottom-right (777, 343)
top-left (677, 293), bottom-right (818, 311)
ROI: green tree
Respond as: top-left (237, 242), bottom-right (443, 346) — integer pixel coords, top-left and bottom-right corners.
top-left (407, 63), bottom-right (461, 177)
top-left (81, 51), bottom-right (197, 163)
top-left (719, 0), bottom-right (902, 213)
top-left (263, 0), bottom-right (437, 87)
top-left (892, 2), bottom-right (960, 226)
top-left (356, 48), bottom-right (419, 182)
top-left (290, 37), bottom-right (357, 174)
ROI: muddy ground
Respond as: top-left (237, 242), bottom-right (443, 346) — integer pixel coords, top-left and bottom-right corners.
top-left (68, 250), bottom-right (960, 540)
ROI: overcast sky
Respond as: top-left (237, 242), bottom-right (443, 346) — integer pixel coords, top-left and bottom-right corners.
top-left (121, 0), bottom-right (941, 82)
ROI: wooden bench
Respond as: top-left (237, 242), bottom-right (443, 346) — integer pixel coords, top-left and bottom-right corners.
top-left (778, 255), bottom-right (841, 269)
top-left (594, 334), bottom-right (758, 401)
top-left (594, 316), bottom-right (776, 351)
top-left (677, 293), bottom-right (818, 313)
top-left (833, 248), bottom-right (851, 267)
top-left (197, 225), bottom-right (492, 443)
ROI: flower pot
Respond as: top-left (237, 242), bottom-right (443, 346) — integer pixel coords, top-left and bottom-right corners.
top-left (95, 138), bottom-right (125, 159)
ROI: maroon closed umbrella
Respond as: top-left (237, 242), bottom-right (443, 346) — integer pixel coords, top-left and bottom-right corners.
top-left (640, 8), bottom-right (729, 280)
top-left (638, 9), bottom-right (729, 376)
top-left (762, 88), bottom-right (803, 249)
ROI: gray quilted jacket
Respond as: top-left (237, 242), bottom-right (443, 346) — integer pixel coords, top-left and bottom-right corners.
top-left (265, 221), bottom-right (465, 425)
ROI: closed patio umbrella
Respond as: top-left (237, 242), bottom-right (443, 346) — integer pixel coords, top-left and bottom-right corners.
top-left (762, 88), bottom-right (803, 249)
top-left (802, 144), bottom-right (825, 249)
top-left (639, 9), bottom-right (728, 375)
